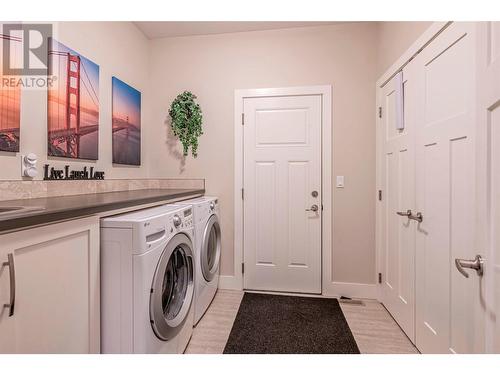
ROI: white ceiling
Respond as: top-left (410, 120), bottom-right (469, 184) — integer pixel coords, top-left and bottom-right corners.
top-left (134, 22), bottom-right (344, 39)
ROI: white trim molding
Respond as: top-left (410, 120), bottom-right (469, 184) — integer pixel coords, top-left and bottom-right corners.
top-left (233, 85), bottom-right (333, 295)
top-left (323, 282), bottom-right (378, 300)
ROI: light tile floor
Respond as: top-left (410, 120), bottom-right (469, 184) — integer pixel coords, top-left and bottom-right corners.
top-left (185, 290), bottom-right (418, 354)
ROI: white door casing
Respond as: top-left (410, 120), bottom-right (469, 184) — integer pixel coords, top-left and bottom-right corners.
top-left (476, 21), bottom-right (500, 354)
top-left (414, 22), bottom-right (480, 354)
top-left (243, 94), bottom-right (322, 294)
top-left (379, 63), bottom-right (417, 342)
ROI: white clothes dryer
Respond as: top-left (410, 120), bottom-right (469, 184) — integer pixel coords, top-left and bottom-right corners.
top-left (175, 197), bottom-right (221, 325)
top-left (100, 204), bottom-right (195, 353)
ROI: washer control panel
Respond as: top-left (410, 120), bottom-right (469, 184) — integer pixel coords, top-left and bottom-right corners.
top-left (169, 207), bottom-right (193, 232)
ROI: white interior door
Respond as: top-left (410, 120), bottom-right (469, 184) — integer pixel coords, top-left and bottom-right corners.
top-left (243, 94), bottom-right (322, 294)
top-left (414, 22), bottom-right (480, 354)
top-left (379, 64), bottom-right (417, 342)
top-left (476, 21), bottom-right (500, 354)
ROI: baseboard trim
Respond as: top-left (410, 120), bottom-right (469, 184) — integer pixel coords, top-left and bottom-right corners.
top-left (218, 275), bottom-right (242, 291)
top-left (219, 276), bottom-right (379, 300)
top-left (323, 282), bottom-right (379, 300)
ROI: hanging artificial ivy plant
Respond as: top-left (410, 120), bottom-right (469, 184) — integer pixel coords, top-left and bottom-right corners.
top-left (168, 91), bottom-right (203, 157)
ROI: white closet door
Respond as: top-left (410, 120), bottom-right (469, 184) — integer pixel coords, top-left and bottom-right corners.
top-left (379, 64), bottom-right (417, 342)
top-left (415, 22), bottom-right (479, 354)
top-left (476, 21), bottom-right (500, 354)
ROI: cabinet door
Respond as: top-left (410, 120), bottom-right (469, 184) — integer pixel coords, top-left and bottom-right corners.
top-left (0, 217), bottom-right (100, 353)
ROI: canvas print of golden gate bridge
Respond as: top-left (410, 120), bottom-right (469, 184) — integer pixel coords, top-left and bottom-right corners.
top-left (48, 38), bottom-right (99, 160)
top-left (112, 77), bottom-right (141, 166)
top-left (0, 32), bottom-right (21, 152)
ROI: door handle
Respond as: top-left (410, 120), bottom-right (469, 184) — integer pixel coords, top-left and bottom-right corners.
top-left (396, 209), bottom-right (412, 218)
top-left (455, 255), bottom-right (484, 278)
top-left (2, 253), bottom-right (15, 317)
top-left (306, 204), bottom-right (319, 212)
top-left (396, 209), bottom-right (423, 223)
top-left (409, 212), bottom-right (423, 223)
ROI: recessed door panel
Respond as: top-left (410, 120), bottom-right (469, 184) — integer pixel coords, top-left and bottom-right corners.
top-left (256, 109), bottom-right (308, 145)
top-left (288, 161), bottom-right (309, 267)
top-left (255, 161), bottom-right (276, 266)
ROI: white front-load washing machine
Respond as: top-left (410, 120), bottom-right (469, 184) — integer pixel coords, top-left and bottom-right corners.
top-left (175, 196), bottom-right (221, 325)
top-left (100, 204), bottom-right (195, 353)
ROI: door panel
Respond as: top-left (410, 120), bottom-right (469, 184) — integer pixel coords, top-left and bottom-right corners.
top-left (415, 22), bottom-right (477, 354)
top-left (243, 95), bottom-right (322, 294)
top-left (379, 66), bottom-right (416, 342)
top-left (477, 21), bottom-right (500, 354)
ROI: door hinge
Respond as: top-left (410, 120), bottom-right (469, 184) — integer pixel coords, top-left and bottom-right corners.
top-left (242, 263), bottom-right (245, 274)
top-left (378, 272), bottom-right (382, 284)
top-left (378, 107), bottom-right (382, 119)
top-left (378, 190), bottom-right (382, 201)
top-left (241, 113), bottom-right (244, 125)
top-left (241, 188), bottom-right (244, 200)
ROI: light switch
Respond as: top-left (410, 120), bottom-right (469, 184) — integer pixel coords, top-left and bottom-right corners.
top-left (336, 175), bottom-right (345, 188)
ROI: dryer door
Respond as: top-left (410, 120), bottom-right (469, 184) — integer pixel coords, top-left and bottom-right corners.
top-left (150, 233), bottom-right (194, 341)
top-left (201, 214), bottom-right (221, 282)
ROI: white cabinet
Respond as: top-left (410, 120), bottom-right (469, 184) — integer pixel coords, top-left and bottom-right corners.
top-left (0, 217), bottom-right (100, 353)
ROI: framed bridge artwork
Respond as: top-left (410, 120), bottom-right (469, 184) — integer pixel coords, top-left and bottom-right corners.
top-left (0, 31), bottom-right (22, 152)
top-left (111, 77), bottom-right (141, 166)
top-left (47, 38), bottom-right (100, 160)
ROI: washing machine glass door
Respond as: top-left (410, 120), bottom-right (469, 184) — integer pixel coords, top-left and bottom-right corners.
top-left (150, 233), bottom-right (194, 341)
top-left (201, 214), bottom-right (221, 282)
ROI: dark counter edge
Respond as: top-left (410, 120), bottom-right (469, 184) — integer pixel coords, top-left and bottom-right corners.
top-left (0, 188), bottom-right (205, 233)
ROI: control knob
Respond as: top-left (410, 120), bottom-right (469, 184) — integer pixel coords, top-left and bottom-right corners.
top-left (173, 214), bottom-right (182, 227)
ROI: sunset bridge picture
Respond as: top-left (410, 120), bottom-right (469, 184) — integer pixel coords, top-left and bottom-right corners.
top-left (112, 76), bottom-right (141, 166)
top-left (0, 32), bottom-right (21, 152)
top-left (48, 39), bottom-right (100, 160)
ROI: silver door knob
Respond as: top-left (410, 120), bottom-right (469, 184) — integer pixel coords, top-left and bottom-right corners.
top-left (306, 204), bottom-right (319, 212)
top-left (455, 255), bottom-right (484, 278)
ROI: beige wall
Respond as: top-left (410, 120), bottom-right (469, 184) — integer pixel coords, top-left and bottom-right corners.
top-left (0, 21), bottom-right (435, 287)
top-left (149, 23), bottom-right (379, 284)
top-left (376, 21), bottom-right (433, 77)
top-left (0, 22), bottom-right (150, 181)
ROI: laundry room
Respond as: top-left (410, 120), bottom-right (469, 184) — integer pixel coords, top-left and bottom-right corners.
top-left (1, 0), bottom-right (499, 374)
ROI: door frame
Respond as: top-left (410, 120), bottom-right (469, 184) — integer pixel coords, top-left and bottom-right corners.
top-left (231, 85), bottom-right (332, 294)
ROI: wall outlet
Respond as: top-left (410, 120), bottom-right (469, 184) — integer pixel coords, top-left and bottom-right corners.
top-left (21, 153), bottom-right (38, 178)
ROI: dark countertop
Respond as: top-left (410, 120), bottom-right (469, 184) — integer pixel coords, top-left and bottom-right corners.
top-left (0, 188), bottom-right (204, 233)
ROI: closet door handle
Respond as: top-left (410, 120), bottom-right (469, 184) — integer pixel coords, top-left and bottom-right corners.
top-left (396, 210), bottom-right (423, 223)
top-left (455, 255), bottom-right (484, 278)
top-left (3, 253), bottom-right (15, 317)
top-left (396, 209), bottom-right (412, 218)
top-left (409, 212), bottom-right (423, 223)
